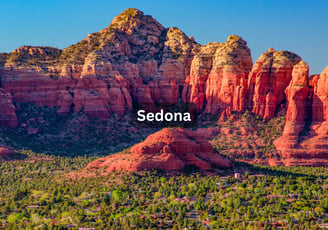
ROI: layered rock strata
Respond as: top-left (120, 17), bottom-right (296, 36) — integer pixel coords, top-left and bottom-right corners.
top-left (274, 65), bottom-right (328, 163)
top-left (85, 128), bottom-right (232, 173)
top-left (273, 61), bottom-right (310, 150)
top-left (1, 8), bottom-right (328, 166)
top-left (247, 48), bottom-right (302, 120)
top-left (183, 35), bottom-right (252, 119)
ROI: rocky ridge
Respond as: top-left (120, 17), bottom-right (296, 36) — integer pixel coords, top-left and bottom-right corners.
top-left (0, 8), bottom-right (327, 166)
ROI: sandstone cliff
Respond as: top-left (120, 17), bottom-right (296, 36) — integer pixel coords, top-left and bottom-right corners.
top-left (0, 9), bottom-right (254, 124)
top-left (1, 8), bottom-right (328, 167)
top-left (274, 61), bottom-right (310, 150)
top-left (183, 35), bottom-right (252, 119)
top-left (247, 48), bottom-right (302, 120)
top-left (298, 66), bottom-right (328, 156)
top-left (0, 9), bottom-right (201, 122)
top-left (273, 65), bottom-right (328, 165)
top-left (0, 88), bottom-right (18, 128)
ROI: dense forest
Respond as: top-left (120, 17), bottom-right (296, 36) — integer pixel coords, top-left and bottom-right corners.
top-left (1, 150), bottom-right (328, 229)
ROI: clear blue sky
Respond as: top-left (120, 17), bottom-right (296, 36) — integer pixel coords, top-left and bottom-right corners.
top-left (1, 0), bottom-right (327, 74)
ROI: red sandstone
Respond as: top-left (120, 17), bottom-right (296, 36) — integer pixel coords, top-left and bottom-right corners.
top-left (85, 128), bottom-right (232, 173)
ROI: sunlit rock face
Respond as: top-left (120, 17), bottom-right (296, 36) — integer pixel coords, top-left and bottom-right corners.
top-left (85, 128), bottom-right (232, 173)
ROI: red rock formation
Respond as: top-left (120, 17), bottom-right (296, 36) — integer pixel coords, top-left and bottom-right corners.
top-left (2, 7), bottom-right (328, 168)
top-left (12, 46), bottom-right (60, 57)
top-left (85, 128), bottom-right (232, 173)
top-left (4, 45), bottom-right (61, 69)
top-left (273, 65), bottom-right (328, 163)
top-left (0, 69), bottom-right (132, 118)
top-left (0, 8), bottom-right (201, 121)
top-left (0, 88), bottom-right (18, 128)
top-left (183, 43), bottom-right (219, 111)
top-left (298, 66), bottom-right (328, 152)
top-left (309, 74), bottom-right (320, 88)
top-left (248, 48), bottom-right (301, 120)
top-left (308, 74), bottom-right (320, 107)
top-left (184, 35), bottom-right (252, 118)
top-left (205, 35), bottom-right (252, 117)
top-left (0, 9), bottom-right (254, 124)
top-left (148, 27), bottom-right (199, 103)
top-left (274, 61), bottom-right (310, 151)
top-left (0, 146), bottom-right (14, 157)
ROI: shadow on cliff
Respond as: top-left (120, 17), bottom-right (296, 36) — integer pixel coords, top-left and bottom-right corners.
top-left (0, 102), bottom-right (157, 157)
top-left (236, 161), bottom-right (328, 179)
top-left (298, 93), bottom-right (322, 142)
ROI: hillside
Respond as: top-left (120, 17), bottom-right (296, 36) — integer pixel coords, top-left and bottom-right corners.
top-left (0, 8), bottom-right (327, 166)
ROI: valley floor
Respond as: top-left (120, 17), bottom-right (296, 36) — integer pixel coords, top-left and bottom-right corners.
top-left (1, 151), bottom-right (328, 229)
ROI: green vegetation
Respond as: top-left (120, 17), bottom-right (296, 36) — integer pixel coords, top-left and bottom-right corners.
top-left (0, 53), bottom-right (8, 67)
top-left (59, 33), bottom-right (103, 65)
top-left (0, 102), bottom-right (156, 156)
top-left (59, 9), bottom-right (142, 65)
top-left (0, 151), bottom-right (328, 229)
top-left (212, 110), bottom-right (285, 159)
top-left (110, 8), bottom-right (141, 28)
top-left (0, 106), bottom-right (326, 229)
top-left (4, 46), bottom-right (62, 68)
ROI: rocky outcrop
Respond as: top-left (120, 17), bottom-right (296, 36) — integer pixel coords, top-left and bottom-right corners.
top-left (205, 35), bottom-right (252, 117)
top-left (309, 74), bottom-right (320, 88)
top-left (183, 35), bottom-right (252, 118)
top-left (273, 65), bottom-right (328, 163)
top-left (0, 146), bottom-right (15, 157)
top-left (0, 69), bottom-right (132, 117)
top-left (298, 66), bottom-right (328, 153)
top-left (0, 8), bottom-right (200, 118)
top-left (248, 48), bottom-right (302, 120)
top-left (85, 128), bottom-right (232, 173)
top-left (0, 9), bottom-right (254, 123)
top-left (0, 88), bottom-right (18, 128)
top-left (183, 43), bottom-right (220, 111)
top-left (2, 8), bottom-right (328, 167)
top-left (274, 61), bottom-right (310, 151)
top-left (4, 45), bottom-right (61, 68)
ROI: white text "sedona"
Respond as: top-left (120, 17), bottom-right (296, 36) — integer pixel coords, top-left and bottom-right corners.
top-left (137, 109), bottom-right (191, 122)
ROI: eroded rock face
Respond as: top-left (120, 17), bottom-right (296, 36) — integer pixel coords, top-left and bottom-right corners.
top-left (3, 45), bottom-right (61, 69)
top-left (0, 8), bottom-right (201, 120)
top-left (273, 65), bottom-right (328, 163)
top-left (299, 66), bottom-right (328, 152)
top-left (183, 43), bottom-right (219, 111)
top-left (274, 61), bottom-right (310, 151)
top-left (1, 69), bottom-right (133, 118)
top-left (205, 36), bottom-right (252, 118)
top-left (0, 9), bottom-right (256, 125)
top-left (85, 128), bottom-right (232, 173)
top-left (0, 88), bottom-right (18, 128)
top-left (1, 8), bottom-right (328, 168)
top-left (248, 48), bottom-right (302, 120)
top-left (184, 35), bottom-right (252, 118)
